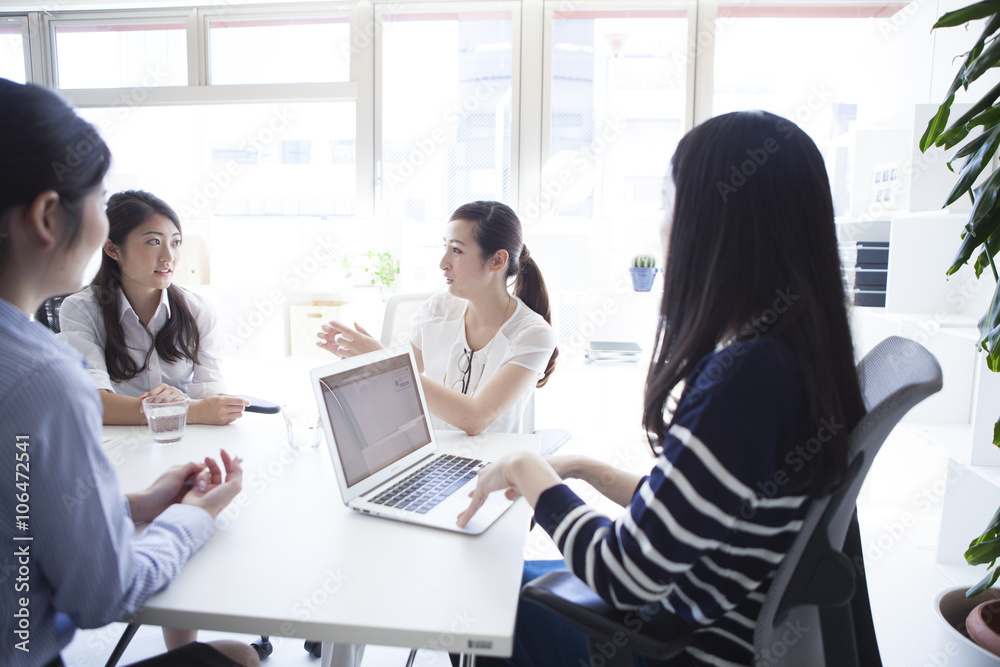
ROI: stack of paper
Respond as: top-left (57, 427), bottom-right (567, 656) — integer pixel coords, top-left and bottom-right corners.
top-left (585, 341), bottom-right (642, 364)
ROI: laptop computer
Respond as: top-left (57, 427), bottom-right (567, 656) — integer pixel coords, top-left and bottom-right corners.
top-left (310, 345), bottom-right (515, 535)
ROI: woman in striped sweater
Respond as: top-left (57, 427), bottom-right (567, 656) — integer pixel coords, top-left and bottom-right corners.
top-left (457, 110), bottom-right (866, 667)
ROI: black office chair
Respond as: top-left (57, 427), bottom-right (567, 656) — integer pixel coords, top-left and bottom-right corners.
top-left (34, 294), bottom-right (71, 333)
top-left (520, 336), bottom-right (943, 666)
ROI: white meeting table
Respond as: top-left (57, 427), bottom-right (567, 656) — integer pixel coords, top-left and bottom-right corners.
top-left (103, 413), bottom-right (539, 658)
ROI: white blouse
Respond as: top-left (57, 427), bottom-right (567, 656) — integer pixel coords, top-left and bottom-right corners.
top-left (410, 290), bottom-right (557, 434)
top-left (57, 286), bottom-right (225, 399)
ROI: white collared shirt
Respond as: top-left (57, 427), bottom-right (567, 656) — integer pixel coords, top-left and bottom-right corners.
top-left (58, 285), bottom-right (226, 398)
top-left (411, 290), bottom-right (557, 434)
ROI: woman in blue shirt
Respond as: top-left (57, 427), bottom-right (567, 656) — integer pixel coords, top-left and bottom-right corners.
top-left (457, 111), bottom-right (866, 666)
top-left (0, 79), bottom-right (253, 667)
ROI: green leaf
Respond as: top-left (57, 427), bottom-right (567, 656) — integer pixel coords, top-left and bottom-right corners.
top-left (935, 1), bottom-right (1000, 28)
top-left (967, 567), bottom-right (1000, 598)
top-left (978, 279), bottom-right (1000, 358)
top-left (994, 417), bottom-right (1000, 446)
top-left (946, 133), bottom-right (1000, 207)
top-left (937, 80), bottom-right (1000, 149)
top-left (967, 536), bottom-right (1000, 563)
top-left (954, 127), bottom-right (995, 159)
top-left (922, 95), bottom-right (956, 151)
top-left (974, 231), bottom-right (1000, 277)
top-left (963, 38), bottom-right (1000, 87)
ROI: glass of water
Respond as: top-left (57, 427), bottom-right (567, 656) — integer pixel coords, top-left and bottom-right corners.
top-left (142, 395), bottom-right (190, 444)
top-left (282, 405), bottom-right (321, 451)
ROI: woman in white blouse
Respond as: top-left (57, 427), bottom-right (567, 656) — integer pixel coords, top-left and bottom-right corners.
top-left (314, 201), bottom-right (558, 667)
top-left (318, 201), bottom-right (558, 436)
top-left (58, 190), bottom-right (249, 426)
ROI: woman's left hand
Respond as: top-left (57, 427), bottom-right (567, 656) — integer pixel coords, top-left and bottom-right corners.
top-left (316, 320), bottom-right (382, 358)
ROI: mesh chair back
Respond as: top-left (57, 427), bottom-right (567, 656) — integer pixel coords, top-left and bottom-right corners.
top-left (752, 336), bottom-right (942, 666)
top-left (33, 295), bottom-right (72, 333)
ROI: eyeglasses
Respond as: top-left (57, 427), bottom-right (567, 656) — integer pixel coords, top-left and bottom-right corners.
top-left (454, 347), bottom-right (474, 395)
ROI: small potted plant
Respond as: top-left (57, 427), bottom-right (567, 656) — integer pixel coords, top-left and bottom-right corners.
top-left (629, 254), bottom-right (658, 292)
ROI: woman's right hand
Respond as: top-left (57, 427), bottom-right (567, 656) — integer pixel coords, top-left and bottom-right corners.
top-left (316, 320), bottom-right (383, 358)
top-left (137, 383), bottom-right (184, 412)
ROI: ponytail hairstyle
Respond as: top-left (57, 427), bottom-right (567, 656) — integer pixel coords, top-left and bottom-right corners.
top-left (449, 201), bottom-right (558, 387)
top-left (0, 79), bottom-right (110, 265)
top-left (92, 190), bottom-right (202, 383)
top-left (643, 111), bottom-right (865, 499)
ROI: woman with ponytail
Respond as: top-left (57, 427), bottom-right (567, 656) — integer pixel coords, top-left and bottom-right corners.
top-left (58, 190), bottom-right (249, 427)
top-left (315, 201), bottom-right (557, 667)
top-left (318, 200), bottom-right (557, 436)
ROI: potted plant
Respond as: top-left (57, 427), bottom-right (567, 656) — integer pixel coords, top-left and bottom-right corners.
top-left (923, 2), bottom-right (1000, 657)
top-left (629, 253), bottom-right (658, 292)
top-left (341, 250), bottom-right (400, 300)
top-left (920, 0), bottom-right (1000, 446)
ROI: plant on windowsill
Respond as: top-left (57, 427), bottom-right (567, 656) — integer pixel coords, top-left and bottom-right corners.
top-left (629, 253), bottom-right (658, 292)
top-left (341, 250), bottom-right (400, 300)
top-left (923, 1), bottom-right (1000, 657)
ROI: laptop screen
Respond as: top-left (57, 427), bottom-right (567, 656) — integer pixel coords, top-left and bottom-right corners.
top-left (317, 352), bottom-right (432, 487)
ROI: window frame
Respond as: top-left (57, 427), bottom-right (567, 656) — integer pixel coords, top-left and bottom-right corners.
top-left (372, 0), bottom-right (524, 218)
top-left (0, 15), bottom-right (29, 83)
top-left (0, 0), bottom-right (924, 224)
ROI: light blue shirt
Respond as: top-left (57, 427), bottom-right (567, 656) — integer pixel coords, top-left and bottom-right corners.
top-left (0, 297), bottom-right (216, 667)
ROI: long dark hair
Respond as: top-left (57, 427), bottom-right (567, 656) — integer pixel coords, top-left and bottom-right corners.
top-left (450, 201), bottom-right (558, 387)
top-left (91, 190), bottom-right (202, 383)
top-left (0, 79), bottom-right (110, 263)
top-left (643, 111), bottom-right (864, 498)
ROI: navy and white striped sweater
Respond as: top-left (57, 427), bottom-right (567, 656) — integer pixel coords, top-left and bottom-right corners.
top-left (535, 337), bottom-right (810, 666)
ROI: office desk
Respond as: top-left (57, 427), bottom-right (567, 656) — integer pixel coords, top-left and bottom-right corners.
top-left (104, 414), bottom-right (538, 657)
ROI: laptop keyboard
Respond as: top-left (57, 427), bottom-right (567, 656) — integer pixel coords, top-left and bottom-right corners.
top-left (369, 455), bottom-right (483, 514)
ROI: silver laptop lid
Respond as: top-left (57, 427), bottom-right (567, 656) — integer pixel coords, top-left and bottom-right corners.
top-left (311, 345), bottom-right (438, 503)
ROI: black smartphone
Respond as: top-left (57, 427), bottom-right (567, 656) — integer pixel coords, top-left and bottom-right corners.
top-left (238, 395), bottom-right (281, 414)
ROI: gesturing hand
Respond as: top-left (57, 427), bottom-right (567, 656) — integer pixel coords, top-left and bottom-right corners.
top-left (316, 320), bottom-right (382, 358)
top-left (128, 461), bottom-right (207, 523)
top-left (181, 449), bottom-right (244, 520)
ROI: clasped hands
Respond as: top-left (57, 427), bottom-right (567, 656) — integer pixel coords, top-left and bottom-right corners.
top-left (128, 449), bottom-right (243, 523)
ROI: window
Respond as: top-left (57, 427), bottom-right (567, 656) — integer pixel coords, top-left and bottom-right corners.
top-left (0, 18), bottom-right (26, 84)
top-left (712, 2), bottom-right (913, 215)
top-left (544, 9), bottom-right (689, 222)
top-left (53, 21), bottom-right (187, 89)
top-left (379, 9), bottom-right (515, 222)
top-left (209, 17), bottom-right (350, 85)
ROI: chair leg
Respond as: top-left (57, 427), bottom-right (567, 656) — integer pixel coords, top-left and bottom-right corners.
top-left (105, 623), bottom-right (141, 667)
top-left (405, 649), bottom-right (417, 667)
top-left (458, 654), bottom-right (476, 667)
top-left (251, 635), bottom-right (274, 660)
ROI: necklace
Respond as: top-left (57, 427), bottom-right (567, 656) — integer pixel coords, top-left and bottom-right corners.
top-left (445, 294), bottom-right (514, 397)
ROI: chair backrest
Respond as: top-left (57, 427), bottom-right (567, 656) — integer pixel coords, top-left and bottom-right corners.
top-left (752, 336), bottom-right (943, 666)
top-left (379, 292), bottom-right (434, 348)
top-left (33, 294), bottom-right (72, 333)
